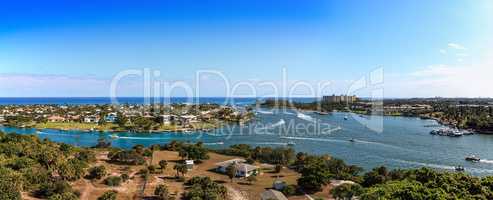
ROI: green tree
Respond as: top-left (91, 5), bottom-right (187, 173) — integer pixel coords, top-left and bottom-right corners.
top-left (87, 166), bottom-right (107, 180)
top-left (97, 190), bottom-right (118, 200)
top-left (330, 183), bottom-right (363, 200)
top-left (0, 167), bottom-right (22, 200)
top-left (174, 163), bottom-right (188, 177)
top-left (159, 160), bottom-right (168, 172)
top-left (226, 164), bottom-right (237, 183)
top-left (297, 156), bottom-right (332, 192)
top-left (154, 184), bottom-right (171, 200)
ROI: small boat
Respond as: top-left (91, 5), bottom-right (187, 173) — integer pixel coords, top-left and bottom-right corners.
top-left (110, 134), bottom-right (119, 139)
top-left (455, 166), bottom-right (465, 172)
top-left (315, 111), bottom-right (329, 115)
top-left (349, 138), bottom-right (356, 142)
top-left (465, 155), bottom-right (480, 162)
top-left (287, 141), bottom-right (296, 146)
top-left (344, 116), bottom-right (348, 120)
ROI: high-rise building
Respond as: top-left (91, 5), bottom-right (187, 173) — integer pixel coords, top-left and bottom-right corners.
top-left (322, 95), bottom-right (358, 103)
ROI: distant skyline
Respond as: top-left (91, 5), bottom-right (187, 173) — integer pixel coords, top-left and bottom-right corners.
top-left (1, 0), bottom-right (493, 97)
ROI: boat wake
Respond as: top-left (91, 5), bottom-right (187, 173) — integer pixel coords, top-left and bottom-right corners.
top-left (280, 136), bottom-right (346, 143)
top-left (297, 112), bottom-right (316, 122)
top-left (256, 142), bottom-right (289, 146)
top-left (391, 158), bottom-right (493, 174)
top-left (271, 119), bottom-right (286, 127)
top-left (35, 131), bottom-right (79, 137)
top-left (479, 159), bottom-right (493, 164)
top-left (257, 110), bottom-right (274, 114)
top-left (114, 136), bottom-right (168, 140)
top-left (320, 126), bottom-right (343, 134)
top-left (203, 142), bottom-right (224, 145)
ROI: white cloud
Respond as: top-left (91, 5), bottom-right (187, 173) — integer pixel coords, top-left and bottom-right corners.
top-left (448, 43), bottom-right (467, 50)
top-left (386, 59), bottom-right (493, 97)
top-left (439, 49), bottom-right (447, 54)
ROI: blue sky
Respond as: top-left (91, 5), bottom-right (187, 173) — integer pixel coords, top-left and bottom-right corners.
top-left (1, 0), bottom-right (492, 97)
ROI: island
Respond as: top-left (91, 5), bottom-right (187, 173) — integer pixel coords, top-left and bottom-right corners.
top-left (0, 103), bottom-right (255, 133)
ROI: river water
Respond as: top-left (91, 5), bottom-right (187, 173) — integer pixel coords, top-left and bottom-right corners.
top-left (2, 108), bottom-right (493, 176)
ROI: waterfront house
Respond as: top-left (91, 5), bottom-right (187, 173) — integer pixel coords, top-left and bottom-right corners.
top-left (260, 189), bottom-right (288, 200)
top-left (215, 158), bottom-right (258, 177)
top-left (47, 115), bottom-right (66, 122)
top-left (179, 115), bottom-right (198, 125)
top-left (0, 115), bottom-right (4, 123)
top-left (84, 115), bottom-right (99, 123)
top-left (105, 112), bottom-right (117, 123)
top-left (160, 114), bottom-right (177, 125)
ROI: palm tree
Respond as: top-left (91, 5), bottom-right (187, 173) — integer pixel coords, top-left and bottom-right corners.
top-left (173, 163), bottom-right (188, 177)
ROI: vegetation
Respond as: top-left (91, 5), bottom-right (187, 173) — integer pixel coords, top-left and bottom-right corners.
top-left (104, 176), bottom-right (122, 186)
top-left (97, 190), bottom-right (118, 200)
top-left (215, 144), bottom-right (295, 165)
top-left (154, 184), bottom-right (173, 200)
top-left (108, 150), bottom-right (146, 165)
top-left (0, 132), bottom-right (90, 199)
top-left (87, 165), bottom-right (107, 180)
top-left (183, 176), bottom-right (227, 200)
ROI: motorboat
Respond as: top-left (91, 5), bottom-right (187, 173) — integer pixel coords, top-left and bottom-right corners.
top-left (465, 155), bottom-right (480, 162)
top-left (455, 166), bottom-right (465, 172)
top-left (349, 138), bottom-right (356, 142)
top-left (287, 141), bottom-right (296, 146)
top-left (344, 116), bottom-right (348, 120)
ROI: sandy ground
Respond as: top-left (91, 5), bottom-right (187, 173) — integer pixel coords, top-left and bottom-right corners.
top-left (23, 150), bottom-right (332, 200)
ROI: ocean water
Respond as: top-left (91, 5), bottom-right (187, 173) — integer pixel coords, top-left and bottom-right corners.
top-left (0, 97), bottom-right (316, 105)
top-left (2, 98), bottom-right (493, 175)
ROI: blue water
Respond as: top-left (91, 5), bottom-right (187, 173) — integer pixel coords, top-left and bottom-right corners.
top-left (0, 97), bottom-right (316, 105)
top-left (2, 98), bottom-right (493, 175)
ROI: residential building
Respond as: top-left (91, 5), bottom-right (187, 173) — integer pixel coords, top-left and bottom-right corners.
top-left (47, 115), bottom-right (66, 122)
top-left (215, 158), bottom-right (258, 177)
top-left (105, 112), bottom-right (117, 123)
top-left (160, 114), bottom-right (177, 125)
top-left (84, 115), bottom-right (99, 123)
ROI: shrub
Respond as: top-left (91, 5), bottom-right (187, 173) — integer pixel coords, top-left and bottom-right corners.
top-left (154, 184), bottom-right (171, 200)
top-left (47, 192), bottom-right (78, 200)
top-left (183, 176), bottom-right (227, 200)
top-left (97, 190), bottom-right (118, 200)
top-left (87, 166), bottom-right (106, 180)
top-left (0, 167), bottom-right (22, 200)
top-left (282, 185), bottom-right (297, 196)
top-left (104, 176), bottom-right (122, 187)
top-left (121, 173), bottom-right (129, 182)
top-left (35, 180), bottom-right (74, 198)
top-left (109, 150), bottom-right (145, 165)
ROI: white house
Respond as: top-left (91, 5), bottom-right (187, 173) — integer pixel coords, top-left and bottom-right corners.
top-left (215, 158), bottom-right (258, 177)
top-left (160, 114), bottom-right (177, 125)
top-left (179, 115), bottom-right (198, 125)
top-left (185, 160), bottom-right (194, 171)
top-left (84, 115), bottom-right (99, 123)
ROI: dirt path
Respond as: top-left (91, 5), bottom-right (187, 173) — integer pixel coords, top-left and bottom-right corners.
top-left (225, 184), bottom-right (249, 200)
top-left (79, 180), bottom-right (96, 200)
